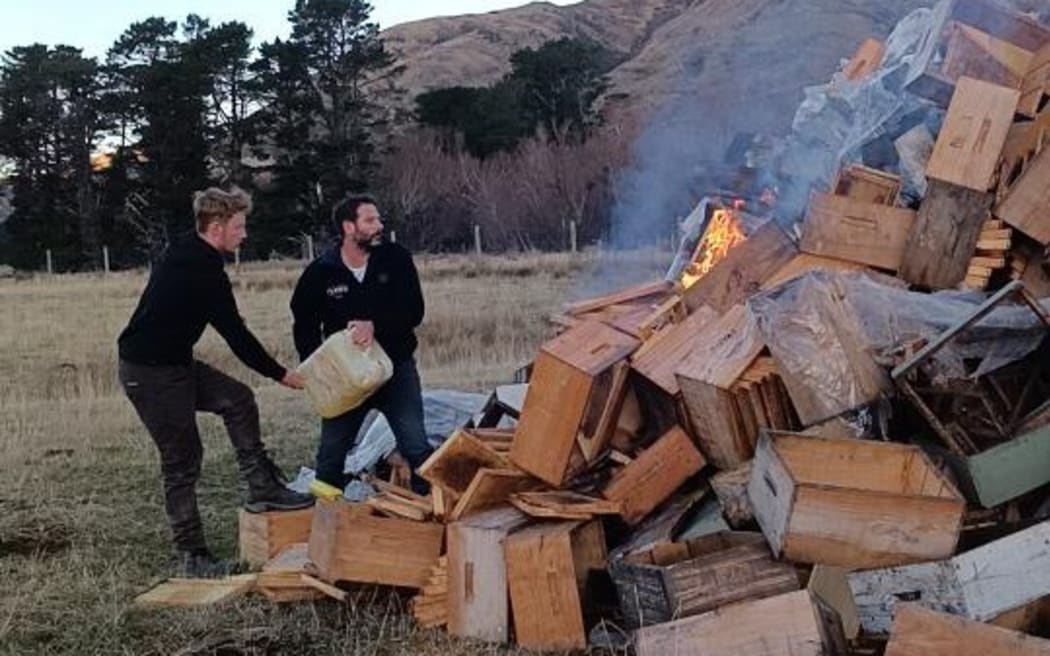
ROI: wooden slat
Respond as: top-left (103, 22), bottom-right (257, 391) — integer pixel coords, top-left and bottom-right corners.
top-left (800, 192), bottom-right (915, 270)
top-left (899, 179), bottom-right (995, 288)
top-left (926, 77), bottom-right (1021, 191)
top-left (886, 604), bottom-right (1050, 656)
top-left (564, 280), bottom-right (671, 316)
top-left (448, 468), bottom-right (541, 522)
top-left (134, 575), bottom-right (257, 608)
top-left (509, 490), bottom-right (621, 520)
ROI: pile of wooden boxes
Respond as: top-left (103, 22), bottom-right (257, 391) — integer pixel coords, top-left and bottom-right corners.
top-left (238, 1), bottom-right (1050, 653)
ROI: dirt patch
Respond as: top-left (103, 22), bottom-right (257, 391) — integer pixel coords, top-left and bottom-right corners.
top-left (0, 520), bottom-right (72, 558)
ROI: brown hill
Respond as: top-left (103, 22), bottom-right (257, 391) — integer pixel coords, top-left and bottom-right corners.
top-left (378, 0), bottom-right (933, 136)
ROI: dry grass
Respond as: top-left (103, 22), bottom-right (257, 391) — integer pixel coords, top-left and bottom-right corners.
top-left (0, 250), bottom-right (668, 655)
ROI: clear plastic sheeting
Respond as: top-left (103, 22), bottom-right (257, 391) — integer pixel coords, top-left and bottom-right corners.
top-left (342, 389), bottom-right (489, 475)
top-left (773, 7), bottom-right (944, 217)
top-left (749, 272), bottom-right (1050, 413)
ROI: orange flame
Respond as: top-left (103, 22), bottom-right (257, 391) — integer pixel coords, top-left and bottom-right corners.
top-left (681, 208), bottom-right (747, 289)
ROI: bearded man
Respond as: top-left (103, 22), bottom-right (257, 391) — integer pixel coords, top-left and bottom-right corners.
top-left (290, 194), bottom-right (432, 494)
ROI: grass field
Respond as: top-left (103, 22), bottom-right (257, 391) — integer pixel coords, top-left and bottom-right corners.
top-left (0, 250), bottom-right (668, 655)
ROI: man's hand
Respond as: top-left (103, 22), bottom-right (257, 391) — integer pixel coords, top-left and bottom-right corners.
top-left (280, 369), bottom-right (306, 390)
top-left (347, 320), bottom-right (375, 347)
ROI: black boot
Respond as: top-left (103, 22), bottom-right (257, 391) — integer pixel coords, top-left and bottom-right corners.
top-left (174, 548), bottom-right (242, 578)
top-left (243, 454), bottom-right (315, 513)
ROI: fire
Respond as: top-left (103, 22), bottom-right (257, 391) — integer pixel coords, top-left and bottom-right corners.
top-left (680, 208), bottom-right (747, 289)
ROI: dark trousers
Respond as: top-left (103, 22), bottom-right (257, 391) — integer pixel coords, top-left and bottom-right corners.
top-left (315, 358), bottom-right (433, 494)
top-left (118, 359), bottom-right (264, 553)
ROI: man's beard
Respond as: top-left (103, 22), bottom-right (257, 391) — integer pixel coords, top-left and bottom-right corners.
top-left (355, 233), bottom-right (382, 251)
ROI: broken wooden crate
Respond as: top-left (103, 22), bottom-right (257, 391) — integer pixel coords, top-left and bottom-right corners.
top-left (885, 603), bottom-right (1050, 656)
top-left (510, 320), bottom-right (638, 487)
top-left (609, 531), bottom-right (800, 629)
top-left (307, 498), bottom-right (444, 589)
top-left (748, 431), bottom-right (965, 569)
top-left (633, 589), bottom-right (831, 656)
top-left (238, 506), bottom-right (314, 567)
top-left (848, 520), bottom-right (1050, 634)
top-left (447, 506), bottom-right (529, 642)
top-left (504, 520), bottom-right (606, 651)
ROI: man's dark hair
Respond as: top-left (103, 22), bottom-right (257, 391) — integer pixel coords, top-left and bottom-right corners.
top-left (331, 194), bottom-right (377, 237)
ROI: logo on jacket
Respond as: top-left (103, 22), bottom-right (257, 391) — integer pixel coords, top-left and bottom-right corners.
top-left (326, 284), bottom-right (349, 298)
top-left (377, 273), bottom-right (390, 284)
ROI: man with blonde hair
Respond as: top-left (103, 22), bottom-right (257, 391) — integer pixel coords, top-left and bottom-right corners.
top-left (118, 187), bottom-right (313, 577)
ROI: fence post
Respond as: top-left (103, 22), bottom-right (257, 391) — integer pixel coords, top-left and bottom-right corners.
top-left (474, 224), bottom-right (482, 256)
top-left (306, 235), bottom-right (315, 261)
top-left (102, 246), bottom-right (110, 275)
top-left (46, 249), bottom-right (53, 275)
top-left (569, 220), bottom-right (578, 254)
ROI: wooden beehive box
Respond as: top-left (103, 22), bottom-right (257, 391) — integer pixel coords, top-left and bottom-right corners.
top-left (832, 164), bottom-right (901, 205)
top-left (800, 192), bottom-right (916, 271)
top-left (633, 589), bottom-right (829, 656)
top-left (848, 520), bottom-right (1050, 634)
top-left (748, 431), bottom-right (965, 569)
top-left (504, 520), bottom-right (606, 651)
top-left (601, 425), bottom-right (705, 525)
top-left (447, 506), bottom-right (530, 643)
top-left (609, 531), bottom-right (800, 629)
top-left (905, 0), bottom-right (1050, 113)
top-left (510, 320), bottom-right (638, 486)
top-left (677, 306), bottom-right (797, 469)
top-left (307, 499), bottom-right (444, 589)
top-left (238, 507), bottom-right (314, 567)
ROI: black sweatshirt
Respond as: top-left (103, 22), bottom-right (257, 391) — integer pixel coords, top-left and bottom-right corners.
top-left (290, 243), bottom-right (424, 363)
top-left (117, 232), bottom-right (287, 381)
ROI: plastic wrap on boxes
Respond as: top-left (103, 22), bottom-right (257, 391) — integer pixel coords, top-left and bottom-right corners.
top-left (749, 271), bottom-right (1050, 424)
top-left (297, 332), bottom-right (394, 418)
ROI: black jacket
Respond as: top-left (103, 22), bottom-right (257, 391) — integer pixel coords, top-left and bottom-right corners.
top-left (117, 232), bottom-right (286, 381)
top-left (290, 243), bottom-right (424, 363)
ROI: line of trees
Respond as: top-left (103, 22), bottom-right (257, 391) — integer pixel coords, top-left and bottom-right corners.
top-left (0, 0), bottom-right (634, 271)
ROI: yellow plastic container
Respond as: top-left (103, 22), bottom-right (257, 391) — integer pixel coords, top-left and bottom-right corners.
top-left (309, 478), bottom-right (343, 500)
top-left (296, 331), bottom-right (393, 418)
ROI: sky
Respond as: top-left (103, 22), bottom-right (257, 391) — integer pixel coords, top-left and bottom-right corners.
top-left (0, 0), bottom-right (578, 60)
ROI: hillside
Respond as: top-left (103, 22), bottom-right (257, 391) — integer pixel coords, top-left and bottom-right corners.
top-left (377, 0), bottom-right (933, 137)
